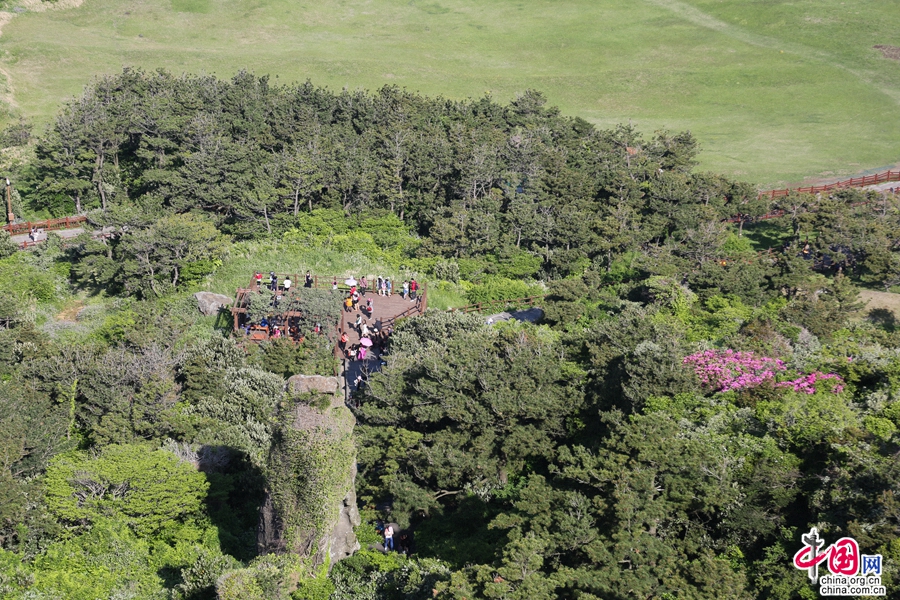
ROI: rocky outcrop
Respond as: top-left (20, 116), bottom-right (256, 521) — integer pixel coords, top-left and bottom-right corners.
top-left (329, 463), bottom-right (361, 565)
top-left (259, 389), bottom-right (358, 571)
top-left (485, 306), bottom-right (544, 325)
top-left (286, 374), bottom-right (340, 395)
top-left (256, 491), bottom-right (287, 555)
top-left (194, 292), bottom-right (233, 316)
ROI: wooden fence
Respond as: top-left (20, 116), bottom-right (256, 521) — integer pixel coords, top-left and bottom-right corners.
top-left (233, 273), bottom-right (427, 341)
top-left (3, 215), bottom-right (87, 235)
top-left (759, 169), bottom-right (900, 199)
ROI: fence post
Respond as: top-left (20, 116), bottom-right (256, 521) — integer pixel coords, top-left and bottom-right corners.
top-left (421, 282), bottom-right (427, 313)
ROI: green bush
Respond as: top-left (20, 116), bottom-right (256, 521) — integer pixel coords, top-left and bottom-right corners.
top-left (465, 276), bottom-right (542, 305)
top-left (43, 444), bottom-right (209, 540)
top-left (292, 572), bottom-right (335, 600)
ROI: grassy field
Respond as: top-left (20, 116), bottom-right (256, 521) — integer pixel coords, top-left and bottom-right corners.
top-left (0, 0), bottom-right (899, 185)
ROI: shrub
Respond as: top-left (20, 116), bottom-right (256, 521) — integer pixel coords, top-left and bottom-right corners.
top-left (465, 276), bottom-right (542, 305)
top-left (43, 444), bottom-right (209, 539)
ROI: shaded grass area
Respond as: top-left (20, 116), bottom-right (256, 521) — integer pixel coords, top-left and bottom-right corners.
top-left (741, 220), bottom-right (794, 252)
top-left (0, 0), bottom-right (898, 184)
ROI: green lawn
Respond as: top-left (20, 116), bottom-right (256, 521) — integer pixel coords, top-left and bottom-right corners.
top-left (1, 0), bottom-right (899, 185)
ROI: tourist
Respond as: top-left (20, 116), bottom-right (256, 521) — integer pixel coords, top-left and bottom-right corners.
top-left (398, 532), bottom-right (411, 555)
top-left (357, 345), bottom-right (367, 361)
top-left (352, 291), bottom-right (360, 311)
top-left (344, 296), bottom-right (353, 313)
top-left (377, 276), bottom-right (384, 296)
top-left (402, 280), bottom-right (409, 299)
top-left (283, 276), bottom-right (292, 292)
top-left (270, 272), bottom-right (277, 291)
top-left (361, 321), bottom-right (369, 338)
top-left (366, 297), bottom-right (374, 317)
top-left (271, 326), bottom-right (282, 339)
top-left (332, 277), bottom-right (338, 291)
top-left (305, 271), bottom-right (313, 288)
top-left (384, 524), bottom-right (394, 551)
top-left (355, 314), bottom-right (363, 331)
top-left (409, 278), bottom-right (418, 301)
top-left (255, 272), bottom-right (263, 288)
top-left (386, 278), bottom-right (392, 296)
top-left (339, 332), bottom-right (348, 352)
top-left (360, 275), bottom-right (368, 296)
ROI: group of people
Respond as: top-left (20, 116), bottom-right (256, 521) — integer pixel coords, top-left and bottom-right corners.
top-left (242, 317), bottom-right (308, 343)
top-left (339, 320), bottom-right (392, 361)
top-left (254, 271), bottom-right (316, 293)
top-left (242, 270), bottom-right (419, 348)
top-left (253, 271), bottom-right (421, 303)
top-left (343, 282), bottom-right (374, 315)
top-left (374, 520), bottom-right (412, 554)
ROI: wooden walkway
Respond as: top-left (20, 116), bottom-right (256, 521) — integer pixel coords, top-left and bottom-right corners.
top-left (339, 290), bottom-right (426, 400)
top-left (339, 292), bottom-right (425, 351)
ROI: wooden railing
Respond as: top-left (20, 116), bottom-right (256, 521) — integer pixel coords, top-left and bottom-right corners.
top-left (234, 274), bottom-right (427, 350)
top-left (3, 215), bottom-right (87, 235)
top-left (246, 274), bottom-right (426, 300)
top-left (724, 198), bottom-right (878, 225)
top-left (759, 169), bottom-right (900, 199)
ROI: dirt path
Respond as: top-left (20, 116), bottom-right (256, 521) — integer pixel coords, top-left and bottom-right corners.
top-left (11, 227), bottom-right (86, 244)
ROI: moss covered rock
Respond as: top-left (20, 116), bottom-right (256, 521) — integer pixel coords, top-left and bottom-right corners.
top-left (259, 391), bottom-right (359, 571)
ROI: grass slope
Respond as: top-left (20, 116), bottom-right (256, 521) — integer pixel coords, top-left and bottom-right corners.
top-left (0, 0), bottom-right (899, 185)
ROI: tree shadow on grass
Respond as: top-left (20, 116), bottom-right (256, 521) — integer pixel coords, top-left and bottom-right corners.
top-left (742, 219), bottom-right (793, 251)
top-left (412, 495), bottom-right (508, 569)
top-left (867, 307), bottom-right (897, 332)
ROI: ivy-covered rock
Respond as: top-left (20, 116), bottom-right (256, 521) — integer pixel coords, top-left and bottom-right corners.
top-left (261, 391), bottom-right (359, 571)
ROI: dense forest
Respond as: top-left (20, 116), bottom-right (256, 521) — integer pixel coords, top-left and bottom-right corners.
top-left (0, 69), bottom-right (898, 599)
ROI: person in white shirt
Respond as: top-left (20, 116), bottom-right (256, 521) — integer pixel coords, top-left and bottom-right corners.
top-left (384, 525), bottom-right (394, 551)
top-left (283, 277), bottom-right (292, 291)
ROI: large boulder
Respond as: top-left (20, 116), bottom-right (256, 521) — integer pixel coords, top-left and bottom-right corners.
top-left (287, 374), bottom-right (340, 395)
top-left (194, 292), bottom-right (233, 316)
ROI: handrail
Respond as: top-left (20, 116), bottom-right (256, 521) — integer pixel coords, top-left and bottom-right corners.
top-left (758, 169), bottom-right (900, 199)
top-left (235, 274), bottom-right (428, 347)
top-left (3, 215), bottom-right (88, 235)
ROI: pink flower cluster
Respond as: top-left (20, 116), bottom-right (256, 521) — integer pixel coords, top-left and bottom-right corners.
top-left (776, 372), bottom-right (844, 394)
top-left (683, 349), bottom-right (786, 392)
top-left (683, 350), bottom-right (845, 394)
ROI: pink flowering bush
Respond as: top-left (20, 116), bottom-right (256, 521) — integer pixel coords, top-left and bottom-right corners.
top-left (683, 349), bottom-right (785, 392)
top-left (683, 349), bottom-right (844, 394)
top-left (776, 372), bottom-right (844, 394)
